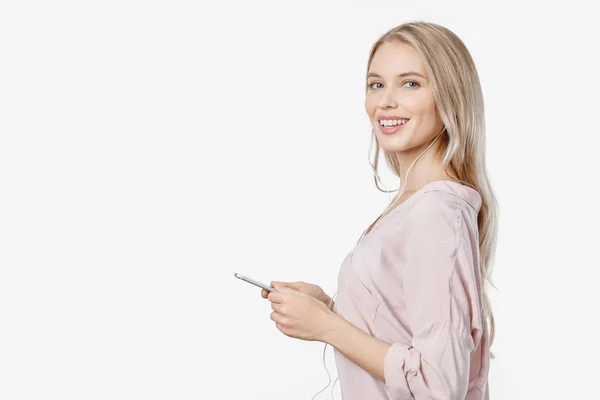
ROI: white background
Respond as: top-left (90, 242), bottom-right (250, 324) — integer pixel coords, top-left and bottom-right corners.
top-left (1, 1), bottom-right (599, 399)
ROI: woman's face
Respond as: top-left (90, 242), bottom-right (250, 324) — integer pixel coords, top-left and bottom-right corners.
top-left (365, 41), bottom-right (444, 154)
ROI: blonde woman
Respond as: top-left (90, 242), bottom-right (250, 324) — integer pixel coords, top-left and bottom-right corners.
top-left (261, 21), bottom-right (497, 400)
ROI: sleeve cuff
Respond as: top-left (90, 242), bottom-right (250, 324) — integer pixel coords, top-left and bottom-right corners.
top-left (383, 342), bottom-right (422, 391)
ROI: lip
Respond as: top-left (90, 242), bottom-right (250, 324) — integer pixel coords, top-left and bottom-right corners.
top-left (378, 120), bottom-right (409, 135)
top-left (376, 115), bottom-right (411, 121)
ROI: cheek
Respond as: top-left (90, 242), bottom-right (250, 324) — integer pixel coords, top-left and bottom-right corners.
top-left (412, 92), bottom-right (437, 117)
top-left (365, 96), bottom-right (377, 117)
top-left (423, 99), bottom-right (438, 117)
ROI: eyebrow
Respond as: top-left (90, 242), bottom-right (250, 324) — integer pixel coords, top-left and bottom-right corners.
top-left (367, 71), bottom-right (427, 80)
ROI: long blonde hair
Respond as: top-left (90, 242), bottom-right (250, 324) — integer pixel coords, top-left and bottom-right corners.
top-left (366, 21), bottom-right (499, 359)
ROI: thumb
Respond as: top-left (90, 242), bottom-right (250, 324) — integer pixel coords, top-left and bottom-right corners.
top-left (271, 281), bottom-right (302, 290)
top-left (284, 281), bottom-right (304, 290)
top-left (273, 284), bottom-right (293, 292)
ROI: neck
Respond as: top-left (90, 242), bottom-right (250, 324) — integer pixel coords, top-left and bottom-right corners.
top-left (394, 134), bottom-right (456, 193)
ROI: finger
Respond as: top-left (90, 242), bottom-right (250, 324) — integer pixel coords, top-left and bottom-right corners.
top-left (261, 288), bottom-right (268, 298)
top-left (274, 285), bottom-right (294, 293)
top-left (270, 310), bottom-right (284, 324)
top-left (271, 302), bottom-right (284, 313)
top-left (267, 291), bottom-right (286, 303)
top-left (272, 281), bottom-right (302, 290)
top-left (275, 323), bottom-right (289, 336)
top-left (286, 281), bottom-right (304, 290)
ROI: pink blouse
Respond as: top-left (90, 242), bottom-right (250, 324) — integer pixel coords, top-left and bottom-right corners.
top-left (333, 180), bottom-right (490, 399)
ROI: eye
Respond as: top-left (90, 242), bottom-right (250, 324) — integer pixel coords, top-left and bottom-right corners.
top-left (367, 82), bottom-right (383, 90)
top-left (404, 81), bottom-right (420, 88)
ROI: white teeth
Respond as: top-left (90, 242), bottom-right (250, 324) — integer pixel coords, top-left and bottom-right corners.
top-left (380, 119), bottom-right (409, 127)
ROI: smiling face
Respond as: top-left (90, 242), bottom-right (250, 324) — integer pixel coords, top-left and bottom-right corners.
top-left (365, 41), bottom-right (445, 156)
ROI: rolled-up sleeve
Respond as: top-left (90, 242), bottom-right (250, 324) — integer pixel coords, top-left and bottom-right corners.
top-left (383, 194), bottom-right (480, 400)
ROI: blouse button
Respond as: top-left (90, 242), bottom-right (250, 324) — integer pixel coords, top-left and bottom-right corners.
top-left (409, 369), bottom-right (418, 376)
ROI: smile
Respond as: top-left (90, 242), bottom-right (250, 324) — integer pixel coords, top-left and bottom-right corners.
top-left (378, 118), bottom-right (409, 135)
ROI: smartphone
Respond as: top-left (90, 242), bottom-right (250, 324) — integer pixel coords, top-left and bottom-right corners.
top-left (234, 272), bottom-right (275, 292)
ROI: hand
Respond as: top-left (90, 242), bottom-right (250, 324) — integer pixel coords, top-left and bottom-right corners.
top-left (266, 285), bottom-right (336, 342)
top-left (260, 280), bottom-right (331, 306)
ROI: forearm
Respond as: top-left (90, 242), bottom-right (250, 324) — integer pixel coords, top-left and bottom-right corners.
top-left (321, 313), bottom-right (391, 383)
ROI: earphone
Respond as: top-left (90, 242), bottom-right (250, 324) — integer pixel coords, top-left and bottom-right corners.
top-left (310, 127), bottom-right (445, 400)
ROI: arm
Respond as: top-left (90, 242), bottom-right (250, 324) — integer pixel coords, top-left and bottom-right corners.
top-left (322, 313), bottom-right (474, 399)
top-left (323, 196), bottom-right (482, 400)
top-left (322, 312), bottom-right (391, 383)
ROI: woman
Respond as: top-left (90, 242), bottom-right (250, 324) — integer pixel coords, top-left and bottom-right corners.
top-left (261, 21), bottom-right (497, 400)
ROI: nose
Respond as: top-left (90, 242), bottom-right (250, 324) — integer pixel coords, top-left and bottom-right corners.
top-left (379, 87), bottom-right (398, 109)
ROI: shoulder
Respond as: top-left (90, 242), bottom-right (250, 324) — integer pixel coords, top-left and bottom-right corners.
top-left (410, 190), bottom-right (468, 221)
top-left (405, 190), bottom-right (477, 241)
top-left (402, 192), bottom-right (460, 239)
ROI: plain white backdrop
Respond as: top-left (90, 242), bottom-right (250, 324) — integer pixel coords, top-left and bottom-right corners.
top-left (1, 1), bottom-right (599, 399)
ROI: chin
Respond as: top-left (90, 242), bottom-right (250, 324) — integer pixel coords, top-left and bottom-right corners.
top-left (375, 132), bottom-right (410, 153)
top-left (380, 144), bottom-right (408, 154)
